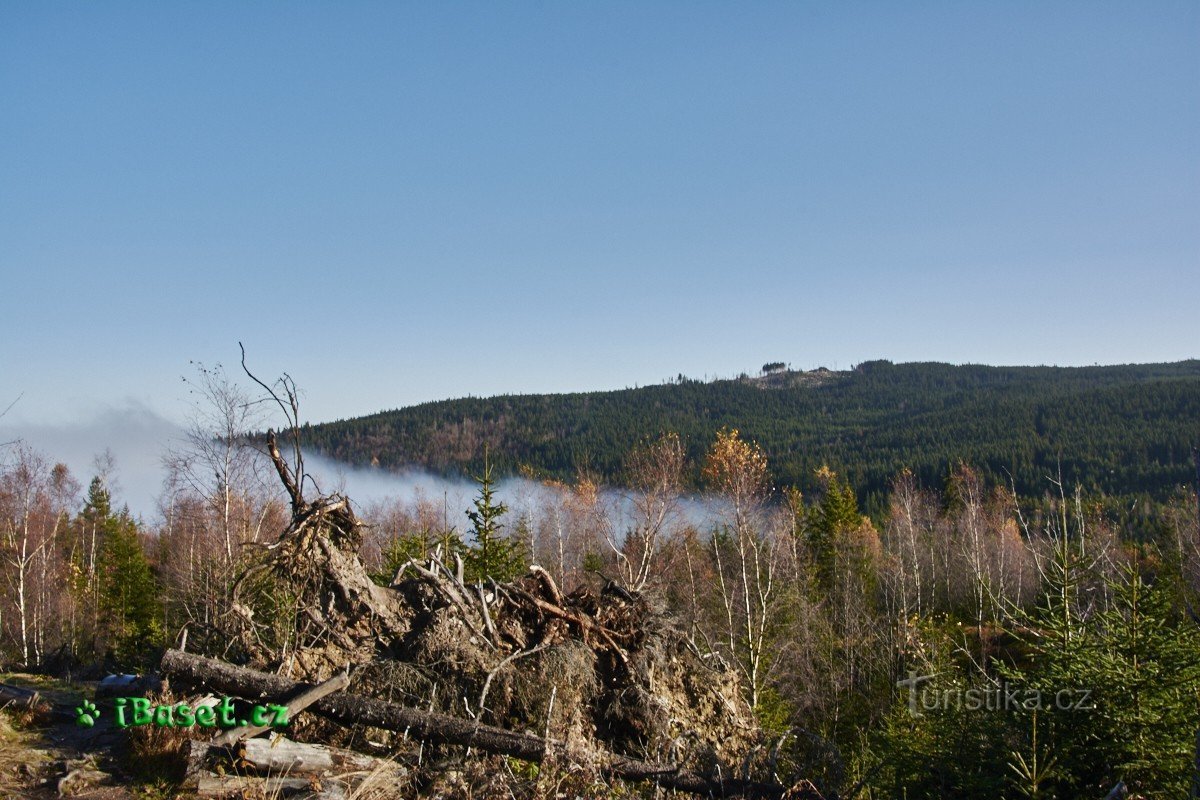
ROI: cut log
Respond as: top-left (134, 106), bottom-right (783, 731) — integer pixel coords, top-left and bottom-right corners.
top-left (185, 737), bottom-right (396, 800)
top-left (238, 736), bottom-right (375, 774)
top-left (196, 773), bottom-right (345, 798)
top-left (161, 649), bottom-right (811, 799)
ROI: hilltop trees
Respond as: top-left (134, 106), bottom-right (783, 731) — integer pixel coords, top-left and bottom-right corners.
top-left (301, 360), bottom-right (1200, 513)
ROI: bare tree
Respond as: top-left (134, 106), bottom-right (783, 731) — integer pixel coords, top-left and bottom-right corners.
top-left (0, 446), bottom-right (76, 668)
top-left (950, 464), bottom-right (991, 628)
top-left (239, 342), bottom-right (308, 510)
top-left (0, 393), bottom-right (21, 448)
top-left (546, 475), bottom-right (609, 590)
top-left (158, 354), bottom-right (288, 652)
top-left (1164, 485), bottom-right (1200, 596)
top-left (607, 432), bottom-right (685, 592)
top-left (164, 361), bottom-right (272, 567)
top-left (883, 469), bottom-right (936, 620)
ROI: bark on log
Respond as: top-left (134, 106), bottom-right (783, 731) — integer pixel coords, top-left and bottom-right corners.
top-left (187, 738), bottom-right (384, 795)
top-left (239, 737), bottom-right (331, 774)
top-left (161, 649), bottom-right (808, 799)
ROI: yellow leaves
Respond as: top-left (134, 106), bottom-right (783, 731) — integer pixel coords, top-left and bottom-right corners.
top-left (814, 464), bottom-right (838, 487)
top-left (783, 486), bottom-right (805, 518)
top-left (572, 477), bottom-right (599, 509)
top-left (702, 428), bottom-right (768, 500)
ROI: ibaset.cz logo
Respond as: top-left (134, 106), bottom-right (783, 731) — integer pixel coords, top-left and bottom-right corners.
top-left (75, 696), bottom-right (290, 730)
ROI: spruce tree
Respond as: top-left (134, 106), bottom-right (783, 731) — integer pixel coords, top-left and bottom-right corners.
top-left (999, 554), bottom-right (1200, 797)
top-left (809, 469), bottom-right (864, 592)
top-left (97, 509), bottom-right (162, 668)
top-left (463, 447), bottom-right (525, 583)
top-left (78, 477), bottom-right (162, 668)
top-left (1084, 567), bottom-right (1200, 795)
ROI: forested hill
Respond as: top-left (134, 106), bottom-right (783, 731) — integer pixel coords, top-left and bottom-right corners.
top-left (303, 360), bottom-right (1200, 506)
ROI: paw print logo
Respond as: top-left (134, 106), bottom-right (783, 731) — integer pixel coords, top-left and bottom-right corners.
top-left (75, 700), bottom-right (99, 728)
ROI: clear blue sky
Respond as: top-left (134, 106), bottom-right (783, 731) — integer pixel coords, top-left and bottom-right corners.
top-left (3, 1), bottom-right (1198, 428)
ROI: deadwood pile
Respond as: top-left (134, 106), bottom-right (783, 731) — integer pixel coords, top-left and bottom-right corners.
top-left (159, 433), bottom-right (822, 799)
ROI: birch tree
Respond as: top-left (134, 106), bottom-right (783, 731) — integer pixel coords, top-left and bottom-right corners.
top-left (702, 428), bottom-right (779, 710)
top-left (608, 432), bottom-right (685, 592)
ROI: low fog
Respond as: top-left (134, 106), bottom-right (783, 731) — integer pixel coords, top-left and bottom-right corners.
top-left (0, 403), bottom-right (728, 535)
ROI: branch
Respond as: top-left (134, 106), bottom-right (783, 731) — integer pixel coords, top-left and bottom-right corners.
top-left (239, 342), bottom-right (305, 504)
top-left (210, 667), bottom-right (351, 746)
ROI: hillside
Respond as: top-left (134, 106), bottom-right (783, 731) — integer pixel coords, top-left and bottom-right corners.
top-left (302, 360), bottom-right (1200, 507)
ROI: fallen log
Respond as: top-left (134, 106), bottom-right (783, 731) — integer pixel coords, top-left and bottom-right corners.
top-left (0, 682), bottom-right (46, 710)
top-left (196, 773), bottom-right (345, 798)
top-left (186, 736), bottom-right (393, 798)
top-left (163, 649), bottom-right (547, 759)
top-left (211, 668), bottom-right (350, 746)
top-left (237, 735), bottom-right (376, 774)
top-left (161, 649), bottom-right (811, 799)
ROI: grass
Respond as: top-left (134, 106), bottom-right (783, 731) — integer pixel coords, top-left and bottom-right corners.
top-left (1, 670), bottom-right (87, 709)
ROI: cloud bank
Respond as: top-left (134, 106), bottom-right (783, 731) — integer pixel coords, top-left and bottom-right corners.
top-left (1, 404), bottom-right (733, 536)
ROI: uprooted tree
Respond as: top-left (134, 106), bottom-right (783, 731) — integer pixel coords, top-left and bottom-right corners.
top-left (159, 355), bottom-right (822, 798)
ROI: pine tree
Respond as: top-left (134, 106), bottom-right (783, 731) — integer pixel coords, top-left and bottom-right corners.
top-left (808, 467), bottom-right (866, 592)
top-left (72, 477), bottom-right (114, 662)
top-left (77, 477), bottom-right (162, 668)
top-left (96, 508), bottom-right (162, 668)
top-left (999, 554), bottom-right (1200, 797)
top-left (463, 448), bottom-right (525, 583)
top-left (1084, 567), bottom-right (1200, 795)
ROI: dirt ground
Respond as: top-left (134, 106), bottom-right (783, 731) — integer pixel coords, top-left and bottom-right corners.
top-left (0, 674), bottom-right (148, 799)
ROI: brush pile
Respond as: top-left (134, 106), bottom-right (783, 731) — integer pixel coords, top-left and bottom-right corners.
top-left (160, 433), bottom-right (818, 798)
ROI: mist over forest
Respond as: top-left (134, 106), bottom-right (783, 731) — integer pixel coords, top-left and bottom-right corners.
top-left (4, 0), bottom-right (1196, 794)
top-left (3, 358), bottom-right (1200, 797)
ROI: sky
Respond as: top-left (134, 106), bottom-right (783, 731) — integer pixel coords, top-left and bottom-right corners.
top-left (2, 2), bottom-right (1198, 443)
